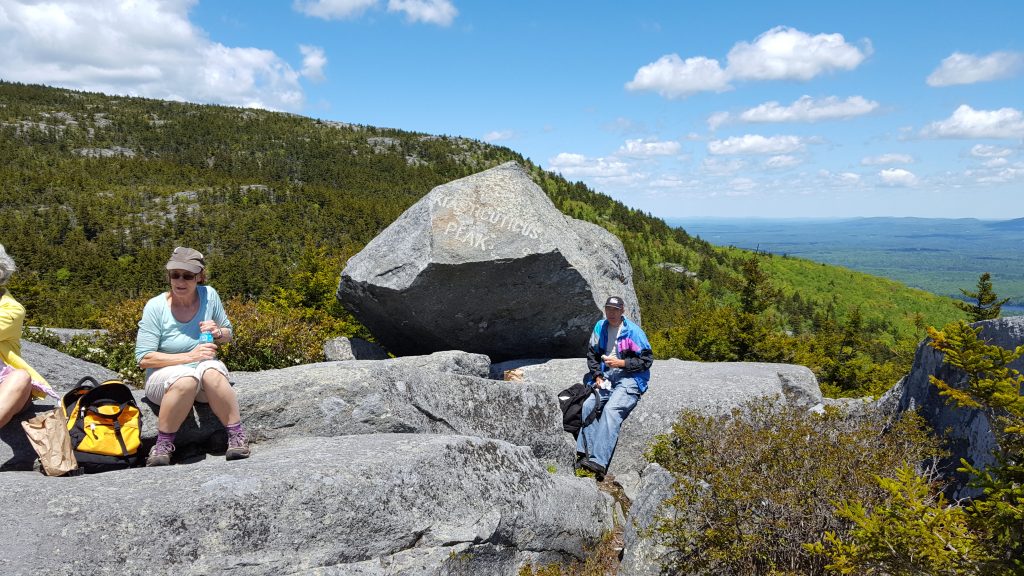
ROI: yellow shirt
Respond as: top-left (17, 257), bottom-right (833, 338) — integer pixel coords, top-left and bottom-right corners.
top-left (0, 289), bottom-right (50, 399)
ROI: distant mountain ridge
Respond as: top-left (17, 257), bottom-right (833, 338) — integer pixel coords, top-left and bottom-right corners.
top-left (668, 217), bottom-right (1024, 309)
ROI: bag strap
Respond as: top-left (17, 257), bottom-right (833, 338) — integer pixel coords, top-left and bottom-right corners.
top-left (74, 376), bottom-right (100, 388)
top-left (581, 387), bottom-right (604, 428)
top-left (84, 400), bottom-right (129, 419)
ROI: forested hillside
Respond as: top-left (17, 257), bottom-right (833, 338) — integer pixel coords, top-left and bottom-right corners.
top-left (0, 81), bottom-right (965, 395)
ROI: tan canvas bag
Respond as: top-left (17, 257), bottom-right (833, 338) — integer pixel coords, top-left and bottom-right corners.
top-left (21, 408), bottom-right (78, 476)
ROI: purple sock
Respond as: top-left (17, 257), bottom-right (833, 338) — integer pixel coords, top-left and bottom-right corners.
top-left (226, 422), bottom-right (244, 435)
top-left (156, 430), bottom-right (176, 445)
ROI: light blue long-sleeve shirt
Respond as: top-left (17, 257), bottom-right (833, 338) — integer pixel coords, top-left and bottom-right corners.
top-left (134, 286), bottom-right (232, 378)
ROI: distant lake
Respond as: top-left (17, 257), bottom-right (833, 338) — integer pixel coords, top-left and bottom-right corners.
top-left (668, 217), bottom-right (1024, 317)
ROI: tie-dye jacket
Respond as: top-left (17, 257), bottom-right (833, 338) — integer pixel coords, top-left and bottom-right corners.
top-left (585, 317), bottom-right (654, 393)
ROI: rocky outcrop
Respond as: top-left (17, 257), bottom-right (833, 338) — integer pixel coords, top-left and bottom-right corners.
top-left (620, 463), bottom-right (676, 576)
top-left (337, 162), bottom-right (639, 360)
top-left (490, 357), bottom-right (822, 498)
top-left (20, 340), bottom-right (120, 389)
top-left (323, 336), bottom-right (389, 360)
top-left (0, 434), bottom-right (613, 576)
top-left (890, 315), bottom-right (1024, 496)
top-left (2, 349), bottom-right (573, 471)
top-left (236, 352), bottom-right (575, 468)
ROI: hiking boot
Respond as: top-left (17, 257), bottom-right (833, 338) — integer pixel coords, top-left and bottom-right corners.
top-left (226, 428), bottom-right (251, 461)
top-left (146, 440), bottom-right (175, 467)
top-left (580, 459), bottom-right (606, 481)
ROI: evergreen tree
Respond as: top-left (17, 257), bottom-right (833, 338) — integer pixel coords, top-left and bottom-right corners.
top-left (956, 273), bottom-right (1009, 321)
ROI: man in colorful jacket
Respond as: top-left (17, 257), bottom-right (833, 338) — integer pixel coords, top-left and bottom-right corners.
top-left (577, 296), bottom-right (653, 480)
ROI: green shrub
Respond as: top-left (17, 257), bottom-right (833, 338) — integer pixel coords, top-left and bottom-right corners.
top-left (24, 293), bottom-right (364, 385)
top-left (218, 297), bottom-right (337, 371)
top-left (645, 397), bottom-right (944, 576)
top-left (808, 465), bottom-right (986, 575)
top-left (807, 320), bottom-right (1024, 575)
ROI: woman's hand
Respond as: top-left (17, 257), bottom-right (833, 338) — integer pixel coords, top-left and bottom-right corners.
top-left (199, 320), bottom-right (230, 342)
top-left (191, 343), bottom-right (218, 362)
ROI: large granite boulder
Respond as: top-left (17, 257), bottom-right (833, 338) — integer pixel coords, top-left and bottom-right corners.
top-left (490, 357), bottom-right (822, 498)
top-left (889, 315), bottom-right (1024, 497)
top-left (0, 434), bottom-right (613, 576)
top-left (338, 162), bottom-right (639, 360)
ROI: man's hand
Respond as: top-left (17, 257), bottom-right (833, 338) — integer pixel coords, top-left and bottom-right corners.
top-left (602, 355), bottom-right (626, 369)
top-left (593, 376), bottom-right (605, 389)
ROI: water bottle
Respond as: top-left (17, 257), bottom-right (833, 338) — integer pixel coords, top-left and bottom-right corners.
top-left (200, 330), bottom-right (214, 343)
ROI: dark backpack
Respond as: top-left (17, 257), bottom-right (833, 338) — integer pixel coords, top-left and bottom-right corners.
top-left (558, 382), bottom-right (603, 439)
top-left (61, 376), bottom-right (143, 473)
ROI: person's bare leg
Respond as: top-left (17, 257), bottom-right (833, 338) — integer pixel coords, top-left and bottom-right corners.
top-left (0, 369), bottom-right (33, 427)
top-left (197, 370), bottom-right (240, 426)
top-left (157, 376), bottom-right (200, 433)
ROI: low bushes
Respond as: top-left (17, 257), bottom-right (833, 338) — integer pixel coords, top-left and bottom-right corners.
top-left (645, 397), bottom-right (943, 576)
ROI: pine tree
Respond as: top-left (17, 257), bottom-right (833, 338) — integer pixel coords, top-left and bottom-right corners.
top-left (956, 273), bottom-right (1009, 321)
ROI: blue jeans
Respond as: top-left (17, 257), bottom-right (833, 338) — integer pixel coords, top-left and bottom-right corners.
top-left (576, 372), bottom-right (642, 469)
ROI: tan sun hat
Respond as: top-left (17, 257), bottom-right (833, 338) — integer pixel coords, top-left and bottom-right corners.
top-left (165, 247), bottom-right (205, 273)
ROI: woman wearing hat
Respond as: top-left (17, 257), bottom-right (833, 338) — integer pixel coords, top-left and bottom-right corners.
top-left (0, 244), bottom-right (58, 428)
top-left (135, 247), bottom-right (249, 466)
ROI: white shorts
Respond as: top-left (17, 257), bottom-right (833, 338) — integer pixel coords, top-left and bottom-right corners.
top-left (144, 360), bottom-right (230, 406)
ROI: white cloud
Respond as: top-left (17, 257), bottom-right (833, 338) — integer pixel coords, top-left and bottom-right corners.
top-left (924, 105), bottom-right (1024, 139)
top-left (628, 26), bottom-right (869, 99)
top-left (735, 95), bottom-right (879, 124)
top-left (838, 172), bottom-right (862, 184)
top-left (0, 0), bottom-right (308, 111)
top-left (819, 169), bottom-right (862, 185)
top-left (299, 45), bottom-right (327, 82)
top-left (927, 51), bottom-right (1024, 86)
top-left (707, 111), bottom-right (731, 130)
top-left (616, 138), bottom-right (682, 157)
top-left (970, 144), bottom-right (1013, 158)
top-left (548, 152), bottom-right (633, 180)
top-left (976, 165), bottom-right (1024, 184)
top-left (879, 168), bottom-right (918, 187)
top-left (726, 26), bottom-right (870, 81)
top-left (765, 155), bottom-right (802, 169)
top-left (625, 54), bottom-right (730, 99)
top-left (387, 0), bottom-right (457, 26)
top-left (729, 177), bottom-right (757, 193)
top-left (708, 134), bottom-right (805, 155)
top-left (861, 153), bottom-right (914, 165)
top-left (482, 130), bottom-right (514, 142)
top-left (293, 0), bottom-right (378, 20)
top-left (701, 157), bottom-right (746, 174)
top-left (984, 157), bottom-right (1009, 168)
top-left (295, 0), bottom-right (456, 25)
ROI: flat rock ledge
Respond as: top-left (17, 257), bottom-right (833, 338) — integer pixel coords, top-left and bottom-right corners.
top-left (491, 357), bottom-right (823, 498)
top-left (0, 434), bottom-right (613, 576)
top-left (2, 350), bottom-right (574, 472)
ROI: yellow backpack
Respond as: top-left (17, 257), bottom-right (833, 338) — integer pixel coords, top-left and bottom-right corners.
top-left (61, 377), bottom-right (142, 472)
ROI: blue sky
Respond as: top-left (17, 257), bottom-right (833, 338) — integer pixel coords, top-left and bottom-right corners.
top-left (0, 1), bottom-right (1022, 218)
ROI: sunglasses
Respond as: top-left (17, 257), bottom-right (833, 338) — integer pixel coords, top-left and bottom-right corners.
top-left (169, 271), bottom-right (197, 281)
